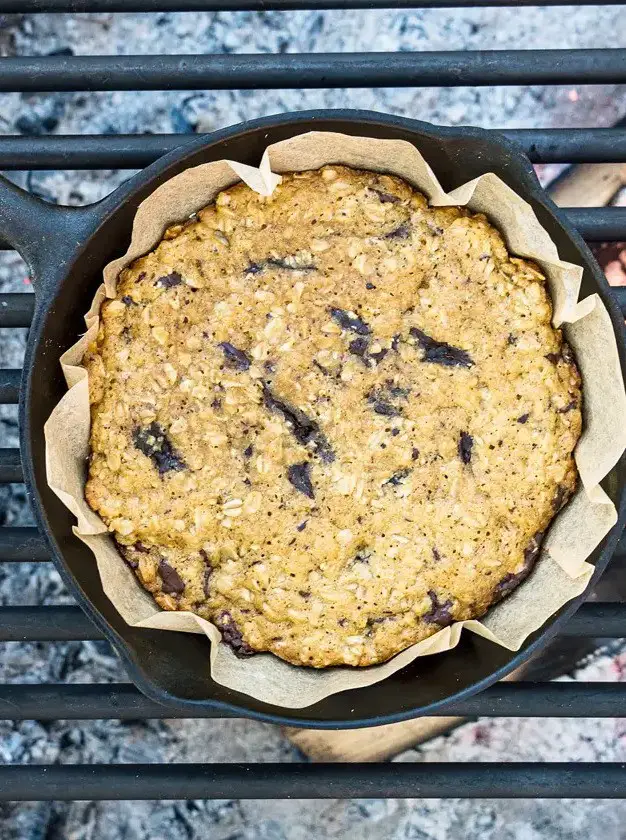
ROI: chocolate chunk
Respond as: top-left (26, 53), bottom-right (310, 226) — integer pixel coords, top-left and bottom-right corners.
top-left (218, 342), bottom-right (251, 371)
top-left (423, 590), bottom-right (454, 626)
top-left (517, 413), bottom-right (530, 424)
top-left (133, 541), bottom-right (150, 554)
top-left (365, 282), bottom-right (376, 290)
top-left (121, 550), bottom-right (138, 570)
top-left (329, 307), bottom-right (371, 336)
top-left (244, 262), bottom-right (264, 275)
top-left (121, 295), bottom-right (135, 306)
top-left (545, 351), bottom-right (561, 364)
top-left (215, 611), bottom-right (255, 656)
top-left (383, 222), bottom-right (410, 240)
top-left (158, 559), bottom-right (185, 595)
top-left (492, 531), bottom-right (544, 604)
top-left (133, 422), bottom-right (186, 475)
top-left (552, 484), bottom-right (571, 513)
top-left (391, 428), bottom-right (400, 437)
top-left (507, 333), bottom-right (518, 346)
top-left (458, 431), bottom-right (473, 464)
top-left (371, 188), bottom-right (400, 204)
top-left (264, 360), bottom-right (277, 374)
top-left (296, 520), bottom-right (308, 532)
top-left (387, 382), bottom-right (410, 399)
top-left (410, 328), bottom-right (473, 368)
top-left (155, 272), bottom-right (182, 289)
top-left (556, 399), bottom-right (578, 414)
top-left (298, 590), bottom-right (311, 600)
top-left (371, 400), bottom-right (400, 417)
top-left (338, 618), bottom-right (348, 627)
top-left (263, 386), bottom-right (334, 463)
top-left (202, 566), bottom-right (212, 598)
top-left (211, 398), bottom-right (222, 411)
top-left (432, 547), bottom-right (442, 563)
top-left (243, 444), bottom-right (254, 459)
top-left (385, 468), bottom-right (411, 486)
top-left (266, 257), bottom-right (317, 272)
top-left (348, 336), bottom-right (370, 358)
top-left (368, 347), bottom-right (389, 365)
top-left (287, 462), bottom-right (315, 499)
top-left (411, 447), bottom-right (420, 461)
top-left (391, 334), bottom-right (401, 351)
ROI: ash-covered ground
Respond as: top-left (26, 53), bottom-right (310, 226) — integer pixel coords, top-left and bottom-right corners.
top-left (0, 7), bottom-right (625, 839)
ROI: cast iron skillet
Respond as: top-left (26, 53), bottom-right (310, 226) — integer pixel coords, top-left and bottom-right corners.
top-left (3, 110), bottom-right (625, 729)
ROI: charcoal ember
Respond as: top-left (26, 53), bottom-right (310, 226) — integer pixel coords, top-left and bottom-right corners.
top-left (263, 386), bottom-right (334, 463)
top-left (556, 399), bottom-right (578, 414)
top-left (155, 271), bottom-right (183, 289)
top-left (492, 530), bottom-right (544, 603)
top-left (329, 307), bottom-right (371, 336)
top-left (158, 559), bottom-right (185, 595)
top-left (410, 327), bottom-right (473, 368)
top-left (458, 431), bottom-right (473, 464)
top-left (287, 462), bottom-right (315, 499)
top-left (244, 262), bottom-right (264, 275)
top-left (218, 341), bottom-right (251, 371)
top-left (133, 422), bottom-right (186, 475)
top-left (383, 222), bottom-right (411, 240)
top-left (215, 611), bottom-right (255, 656)
top-left (423, 590), bottom-right (454, 626)
top-left (385, 468), bottom-right (411, 486)
top-left (371, 188), bottom-right (400, 204)
top-left (267, 257), bottom-right (317, 271)
top-left (517, 413), bottom-right (530, 424)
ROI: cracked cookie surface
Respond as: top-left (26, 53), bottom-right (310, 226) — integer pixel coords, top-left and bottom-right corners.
top-left (85, 165), bottom-right (581, 667)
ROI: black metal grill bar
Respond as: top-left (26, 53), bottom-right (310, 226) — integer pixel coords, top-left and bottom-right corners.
top-left (0, 528), bottom-right (48, 562)
top-left (1, 50), bottom-right (625, 94)
top-left (3, 129), bottom-right (626, 170)
top-left (0, 602), bottom-right (623, 642)
top-left (0, 449), bottom-right (22, 483)
top-left (2, 0), bottom-right (623, 11)
top-left (0, 606), bottom-right (96, 641)
top-left (0, 208), bottom-right (621, 256)
top-left (0, 369), bottom-right (20, 404)
top-left (0, 681), bottom-right (625, 721)
top-left (0, 294), bottom-right (34, 328)
top-left (1, 762), bottom-right (624, 801)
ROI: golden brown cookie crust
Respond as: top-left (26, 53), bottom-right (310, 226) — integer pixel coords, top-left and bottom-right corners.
top-left (85, 165), bottom-right (581, 668)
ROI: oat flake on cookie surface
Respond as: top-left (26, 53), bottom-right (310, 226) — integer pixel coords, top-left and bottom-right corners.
top-left (85, 165), bottom-right (581, 668)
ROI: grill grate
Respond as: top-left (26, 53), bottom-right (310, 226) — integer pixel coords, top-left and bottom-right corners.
top-left (1, 0), bottom-right (626, 803)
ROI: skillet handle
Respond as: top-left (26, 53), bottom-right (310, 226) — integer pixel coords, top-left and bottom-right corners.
top-left (0, 175), bottom-right (100, 302)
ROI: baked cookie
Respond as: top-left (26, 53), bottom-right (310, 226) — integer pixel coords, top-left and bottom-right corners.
top-left (85, 165), bottom-right (581, 667)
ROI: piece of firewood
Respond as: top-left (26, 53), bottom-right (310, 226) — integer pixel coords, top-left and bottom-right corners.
top-left (548, 163), bottom-right (626, 208)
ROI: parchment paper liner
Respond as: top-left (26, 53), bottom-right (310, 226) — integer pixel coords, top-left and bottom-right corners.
top-left (44, 132), bottom-right (626, 709)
